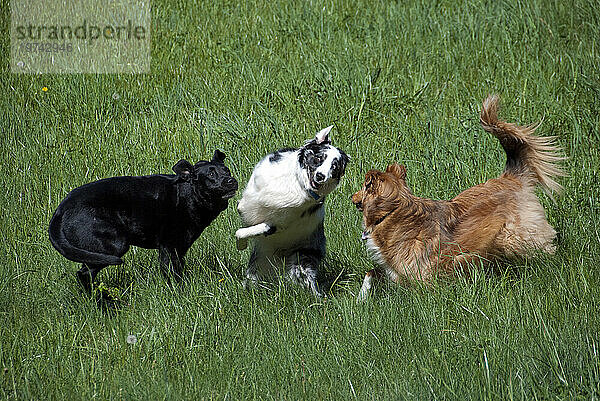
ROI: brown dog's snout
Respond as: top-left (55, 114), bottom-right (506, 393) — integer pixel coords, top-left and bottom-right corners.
top-left (351, 191), bottom-right (363, 209)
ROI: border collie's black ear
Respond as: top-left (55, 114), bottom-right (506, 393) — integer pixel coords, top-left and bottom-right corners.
top-left (212, 150), bottom-right (226, 163)
top-left (173, 159), bottom-right (193, 181)
top-left (314, 125), bottom-right (333, 144)
top-left (338, 149), bottom-right (350, 175)
top-left (340, 149), bottom-right (350, 165)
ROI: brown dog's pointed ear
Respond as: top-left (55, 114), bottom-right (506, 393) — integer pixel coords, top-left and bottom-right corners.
top-left (386, 163), bottom-right (407, 180)
top-left (364, 172), bottom-right (374, 188)
top-left (173, 159), bottom-right (193, 181)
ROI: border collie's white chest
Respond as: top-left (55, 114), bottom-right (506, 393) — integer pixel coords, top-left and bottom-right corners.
top-left (238, 151), bottom-right (316, 228)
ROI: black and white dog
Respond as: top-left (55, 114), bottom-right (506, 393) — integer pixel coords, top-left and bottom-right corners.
top-left (235, 126), bottom-right (349, 296)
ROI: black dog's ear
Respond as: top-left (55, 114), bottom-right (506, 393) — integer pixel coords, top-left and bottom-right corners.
top-left (173, 159), bottom-right (194, 181)
top-left (212, 150), bottom-right (226, 163)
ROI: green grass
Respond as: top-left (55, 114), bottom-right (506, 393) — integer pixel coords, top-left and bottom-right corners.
top-left (1, 0), bottom-right (600, 399)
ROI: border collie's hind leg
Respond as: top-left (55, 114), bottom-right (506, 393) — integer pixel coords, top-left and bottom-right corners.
top-left (77, 264), bottom-right (105, 293)
top-left (286, 250), bottom-right (325, 297)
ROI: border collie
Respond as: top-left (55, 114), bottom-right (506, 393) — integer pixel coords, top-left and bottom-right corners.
top-left (352, 95), bottom-right (565, 300)
top-left (235, 126), bottom-right (349, 296)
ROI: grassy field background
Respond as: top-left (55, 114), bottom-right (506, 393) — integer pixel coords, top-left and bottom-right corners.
top-left (2, 0), bottom-right (600, 399)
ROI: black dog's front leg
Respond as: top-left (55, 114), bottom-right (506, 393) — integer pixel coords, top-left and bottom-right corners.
top-left (159, 246), bottom-right (185, 282)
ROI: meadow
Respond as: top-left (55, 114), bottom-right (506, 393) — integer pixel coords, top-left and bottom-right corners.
top-left (1, 0), bottom-right (599, 399)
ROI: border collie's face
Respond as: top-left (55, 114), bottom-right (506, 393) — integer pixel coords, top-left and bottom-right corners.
top-left (298, 126), bottom-right (349, 196)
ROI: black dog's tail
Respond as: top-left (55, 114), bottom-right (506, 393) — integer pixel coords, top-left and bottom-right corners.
top-left (480, 95), bottom-right (566, 200)
top-left (49, 212), bottom-right (123, 265)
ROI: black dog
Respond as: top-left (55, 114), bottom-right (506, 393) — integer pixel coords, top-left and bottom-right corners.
top-left (49, 150), bottom-right (238, 292)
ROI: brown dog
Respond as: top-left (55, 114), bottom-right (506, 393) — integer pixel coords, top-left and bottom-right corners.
top-left (352, 95), bottom-right (565, 299)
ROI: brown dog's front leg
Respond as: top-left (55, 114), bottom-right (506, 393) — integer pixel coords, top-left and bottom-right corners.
top-left (357, 268), bottom-right (383, 302)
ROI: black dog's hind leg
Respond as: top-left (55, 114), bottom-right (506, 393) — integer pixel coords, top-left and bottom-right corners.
top-left (77, 264), bottom-right (105, 293)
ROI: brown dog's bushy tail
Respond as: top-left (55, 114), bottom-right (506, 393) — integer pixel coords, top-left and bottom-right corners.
top-left (480, 95), bottom-right (566, 199)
